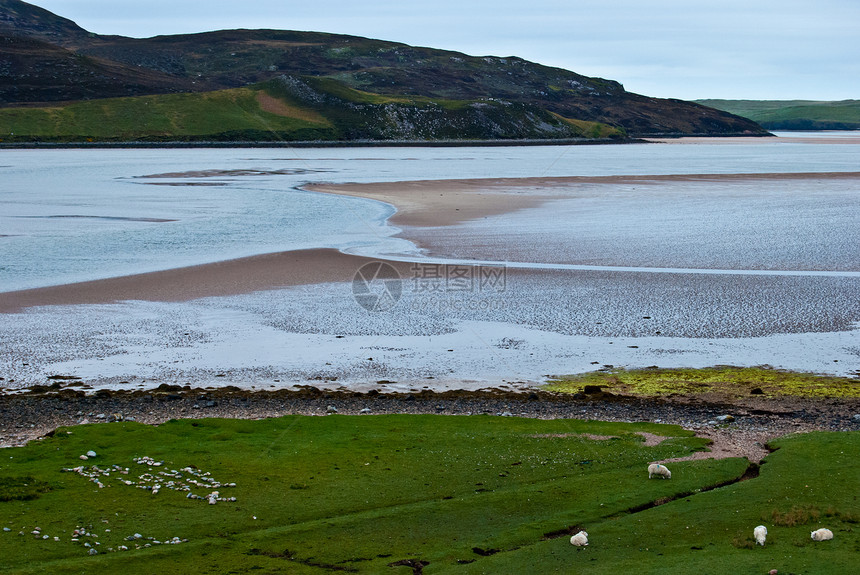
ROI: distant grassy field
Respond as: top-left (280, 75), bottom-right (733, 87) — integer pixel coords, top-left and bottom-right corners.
top-left (545, 366), bottom-right (860, 398)
top-left (697, 99), bottom-right (860, 130)
top-left (0, 414), bottom-right (857, 573)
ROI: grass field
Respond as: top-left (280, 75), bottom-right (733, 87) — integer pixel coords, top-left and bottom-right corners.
top-left (697, 99), bottom-right (860, 130)
top-left (0, 414), bottom-right (857, 573)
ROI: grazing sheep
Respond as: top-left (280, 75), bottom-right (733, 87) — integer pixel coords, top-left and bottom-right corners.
top-left (648, 463), bottom-right (671, 479)
top-left (570, 531), bottom-right (589, 546)
top-left (811, 528), bottom-right (833, 541)
top-left (754, 525), bottom-right (767, 546)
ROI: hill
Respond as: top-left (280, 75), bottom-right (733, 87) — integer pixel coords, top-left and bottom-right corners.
top-left (0, 0), bottom-right (768, 142)
top-left (698, 99), bottom-right (860, 131)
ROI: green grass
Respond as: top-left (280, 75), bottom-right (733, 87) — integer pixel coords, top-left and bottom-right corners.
top-left (545, 366), bottom-right (860, 398)
top-left (697, 99), bottom-right (860, 130)
top-left (0, 87), bottom-right (334, 142)
top-left (0, 414), bottom-right (856, 573)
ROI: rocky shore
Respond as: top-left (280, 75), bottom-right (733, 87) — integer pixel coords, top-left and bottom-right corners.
top-left (2, 386), bottom-right (858, 463)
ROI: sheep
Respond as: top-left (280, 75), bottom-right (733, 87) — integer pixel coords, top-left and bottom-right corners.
top-left (754, 525), bottom-right (767, 546)
top-left (569, 530), bottom-right (589, 546)
top-left (648, 463), bottom-right (671, 479)
top-left (811, 528), bottom-right (833, 541)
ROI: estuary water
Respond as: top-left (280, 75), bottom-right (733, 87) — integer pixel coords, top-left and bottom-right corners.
top-left (1, 134), bottom-right (859, 389)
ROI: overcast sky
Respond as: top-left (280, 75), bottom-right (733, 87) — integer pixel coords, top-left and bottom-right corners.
top-left (27, 0), bottom-right (860, 100)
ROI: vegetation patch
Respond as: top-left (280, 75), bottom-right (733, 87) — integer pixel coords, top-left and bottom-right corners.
top-left (544, 366), bottom-right (860, 398)
top-left (0, 476), bottom-right (51, 502)
top-left (0, 87), bottom-right (333, 142)
top-left (697, 99), bottom-right (860, 130)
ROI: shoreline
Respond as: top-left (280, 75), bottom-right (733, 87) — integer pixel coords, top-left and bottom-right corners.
top-left (0, 137), bottom-right (642, 150)
top-left (2, 387), bottom-right (858, 462)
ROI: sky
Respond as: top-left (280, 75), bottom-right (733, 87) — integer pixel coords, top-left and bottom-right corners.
top-left (26, 0), bottom-right (860, 101)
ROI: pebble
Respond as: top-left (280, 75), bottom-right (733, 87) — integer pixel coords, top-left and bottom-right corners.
top-left (86, 450), bottom-right (97, 458)
top-left (2, 527), bottom-right (10, 532)
top-left (716, 415), bottom-right (735, 423)
top-left (326, 405), bottom-right (338, 414)
top-left (852, 414), bottom-right (860, 422)
top-left (88, 548), bottom-right (98, 555)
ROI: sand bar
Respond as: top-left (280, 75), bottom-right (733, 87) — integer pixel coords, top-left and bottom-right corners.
top-left (307, 171), bottom-right (860, 228)
top-left (0, 249), bottom-right (417, 313)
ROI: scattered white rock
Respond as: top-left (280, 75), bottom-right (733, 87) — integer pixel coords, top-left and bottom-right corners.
top-left (326, 405), bottom-right (338, 414)
top-left (88, 548), bottom-right (98, 555)
top-left (570, 530), bottom-right (589, 546)
top-left (754, 525), bottom-right (767, 546)
top-left (86, 450), bottom-right (97, 458)
top-left (811, 528), bottom-right (834, 541)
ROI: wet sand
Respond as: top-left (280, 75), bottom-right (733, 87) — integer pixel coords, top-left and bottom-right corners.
top-left (0, 249), bottom-right (414, 313)
top-left (307, 171), bottom-right (860, 228)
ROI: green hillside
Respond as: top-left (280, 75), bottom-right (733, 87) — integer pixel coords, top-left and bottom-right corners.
top-left (0, 78), bottom-right (623, 143)
top-left (698, 99), bottom-right (860, 130)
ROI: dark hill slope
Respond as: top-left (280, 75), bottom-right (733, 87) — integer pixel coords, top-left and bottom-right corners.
top-left (0, 34), bottom-right (196, 105)
top-left (0, 0), bottom-right (767, 139)
top-left (0, 0), bottom-right (89, 44)
top-left (71, 30), bottom-right (764, 137)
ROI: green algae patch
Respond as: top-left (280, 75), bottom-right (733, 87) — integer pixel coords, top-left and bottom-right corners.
top-left (544, 366), bottom-right (860, 398)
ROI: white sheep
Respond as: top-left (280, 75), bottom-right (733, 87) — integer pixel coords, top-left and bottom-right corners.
top-left (811, 528), bottom-right (833, 541)
top-left (648, 463), bottom-right (671, 479)
top-left (569, 530), bottom-right (588, 546)
top-left (754, 525), bottom-right (767, 546)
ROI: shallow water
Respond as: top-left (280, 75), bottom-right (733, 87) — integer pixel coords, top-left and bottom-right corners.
top-left (1, 136), bottom-right (859, 388)
top-left (3, 137), bottom-right (860, 291)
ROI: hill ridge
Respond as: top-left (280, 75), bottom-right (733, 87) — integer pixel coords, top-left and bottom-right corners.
top-left (0, 0), bottom-right (768, 141)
